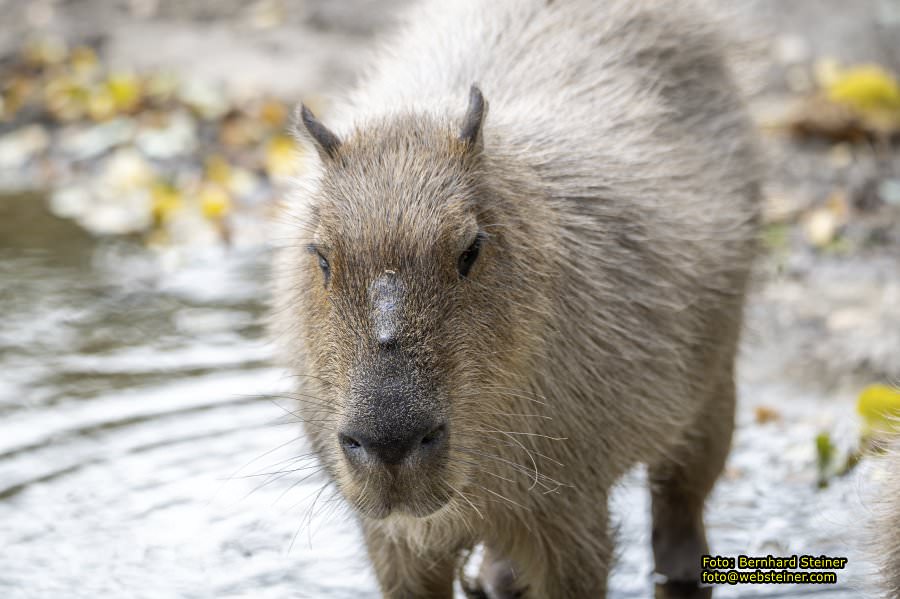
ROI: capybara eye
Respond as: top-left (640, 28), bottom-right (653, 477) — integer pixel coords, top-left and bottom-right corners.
top-left (317, 252), bottom-right (331, 283)
top-left (307, 244), bottom-right (331, 286)
top-left (457, 234), bottom-right (482, 278)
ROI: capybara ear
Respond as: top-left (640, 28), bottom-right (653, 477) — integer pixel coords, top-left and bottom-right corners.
top-left (459, 84), bottom-right (488, 150)
top-left (292, 103), bottom-right (342, 162)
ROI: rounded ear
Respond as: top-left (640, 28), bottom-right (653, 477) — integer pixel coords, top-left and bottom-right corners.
top-left (459, 84), bottom-right (488, 150)
top-left (291, 103), bottom-right (342, 162)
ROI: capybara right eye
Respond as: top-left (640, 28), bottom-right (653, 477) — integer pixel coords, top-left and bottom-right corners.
top-left (457, 234), bottom-right (482, 278)
top-left (316, 252), bottom-right (330, 285)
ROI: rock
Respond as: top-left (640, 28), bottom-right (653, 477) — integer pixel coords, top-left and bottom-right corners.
top-left (49, 186), bottom-right (93, 219)
top-left (178, 80), bottom-right (229, 120)
top-left (0, 125), bottom-right (50, 170)
top-left (58, 118), bottom-right (137, 161)
top-left (78, 188), bottom-right (154, 235)
top-left (134, 110), bottom-right (197, 159)
top-left (804, 207), bottom-right (840, 246)
top-left (879, 178), bottom-right (900, 206)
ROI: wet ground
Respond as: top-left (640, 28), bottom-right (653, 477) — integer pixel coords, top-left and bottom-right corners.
top-left (0, 192), bottom-right (887, 598)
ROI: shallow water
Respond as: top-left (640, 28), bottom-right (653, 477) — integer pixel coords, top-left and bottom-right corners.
top-left (0, 193), bottom-right (877, 598)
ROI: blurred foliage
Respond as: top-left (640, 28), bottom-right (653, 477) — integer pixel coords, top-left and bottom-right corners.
top-left (0, 35), bottom-right (304, 246)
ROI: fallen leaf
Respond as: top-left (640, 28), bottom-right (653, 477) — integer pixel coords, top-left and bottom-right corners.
top-left (87, 87), bottom-right (117, 121)
top-left (857, 384), bottom-right (900, 436)
top-left (755, 405), bottom-right (781, 425)
top-left (106, 71), bottom-right (142, 113)
top-left (151, 181), bottom-right (183, 225)
top-left (198, 182), bottom-right (232, 220)
top-left (44, 74), bottom-right (89, 121)
top-left (69, 45), bottom-right (99, 76)
top-left (264, 133), bottom-right (299, 178)
top-left (205, 154), bottom-right (233, 186)
top-left (258, 98), bottom-right (288, 127)
top-left (22, 36), bottom-right (68, 67)
top-left (827, 64), bottom-right (900, 113)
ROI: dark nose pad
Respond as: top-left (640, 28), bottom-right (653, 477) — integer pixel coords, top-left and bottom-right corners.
top-left (339, 423), bottom-right (447, 466)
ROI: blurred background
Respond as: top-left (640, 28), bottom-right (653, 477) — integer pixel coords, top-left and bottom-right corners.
top-left (1, 1), bottom-right (899, 597)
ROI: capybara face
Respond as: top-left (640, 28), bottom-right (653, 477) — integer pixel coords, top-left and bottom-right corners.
top-left (285, 111), bottom-right (538, 519)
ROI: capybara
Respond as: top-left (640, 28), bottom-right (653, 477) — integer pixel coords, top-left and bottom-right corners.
top-left (272, 0), bottom-right (760, 596)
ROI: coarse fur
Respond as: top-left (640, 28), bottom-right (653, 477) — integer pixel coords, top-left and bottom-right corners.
top-left (271, 0), bottom-right (761, 597)
top-left (873, 443), bottom-right (900, 598)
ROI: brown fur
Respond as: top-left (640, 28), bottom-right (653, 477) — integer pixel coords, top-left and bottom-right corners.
top-left (272, 0), bottom-right (761, 596)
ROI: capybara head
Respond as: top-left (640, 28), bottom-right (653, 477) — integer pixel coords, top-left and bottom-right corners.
top-left (277, 87), bottom-right (553, 520)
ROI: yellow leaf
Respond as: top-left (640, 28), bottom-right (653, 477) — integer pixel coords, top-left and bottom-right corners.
top-left (857, 384), bottom-right (900, 434)
top-left (258, 98), bottom-right (288, 127)
top-left (827, 65), bottom-right (900, 113)
top-left (70, 45), bottom-right (99, 76)
top-left (44, 75), bottom-right (89, 121)
top-left (265, 134), bottom-right (299, 178)
top-left (198, 183), bottom-right (231, 220)
top-left (205, 155), bottom-right (233, 186)
top-left (106, 72), bottom-right (142, 113)
top-left (151, 182), bottom-right (183, 224)
top-left (22, 36), bottom-right (68, 67)
top-left (87, 87), bottom-right (117, 121)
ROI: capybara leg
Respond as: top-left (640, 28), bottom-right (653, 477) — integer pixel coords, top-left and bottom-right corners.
top-left (521, 513), bottom-right (611, 598)
top-left (471, 547), bottom-right (527, 599)
top-left (655, 580), bottom-right (713, 599)
top-left (362, 524), bottom-right (456, 599)
top-left (649, 371), bottom-right (735, 584)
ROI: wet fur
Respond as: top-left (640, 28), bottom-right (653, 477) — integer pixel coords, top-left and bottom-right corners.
top-left (272, 0), bottom-right (760, 596)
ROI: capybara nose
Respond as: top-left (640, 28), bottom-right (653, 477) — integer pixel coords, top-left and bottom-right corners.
top-left (339, 422), bottom-right (447, 467)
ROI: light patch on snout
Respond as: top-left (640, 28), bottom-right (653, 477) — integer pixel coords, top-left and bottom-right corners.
top-left (370, 270), bottom-right (405, 346)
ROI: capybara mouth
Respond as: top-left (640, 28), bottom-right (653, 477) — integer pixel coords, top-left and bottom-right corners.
top-left (344, 469), bottom-right (453, 520)
top-left (356, 494), bottom-right (450, 520)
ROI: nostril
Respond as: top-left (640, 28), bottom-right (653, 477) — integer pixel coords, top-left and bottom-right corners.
top-left (420, 424), bottom-right (447, 447)
top-left (339, 433), bottom-right (361, 450)
top-left (376, 332), bottom-right (398, 350)
top-left (340, 423), bottom-right (447, 466)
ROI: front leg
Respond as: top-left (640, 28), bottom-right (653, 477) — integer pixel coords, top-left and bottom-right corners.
top-left (362, 521), bottom-right (459, 599)
top-left (479, 501), bottom-right (612, 598)
top-left (523, 516), bottom-right (611, 598)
